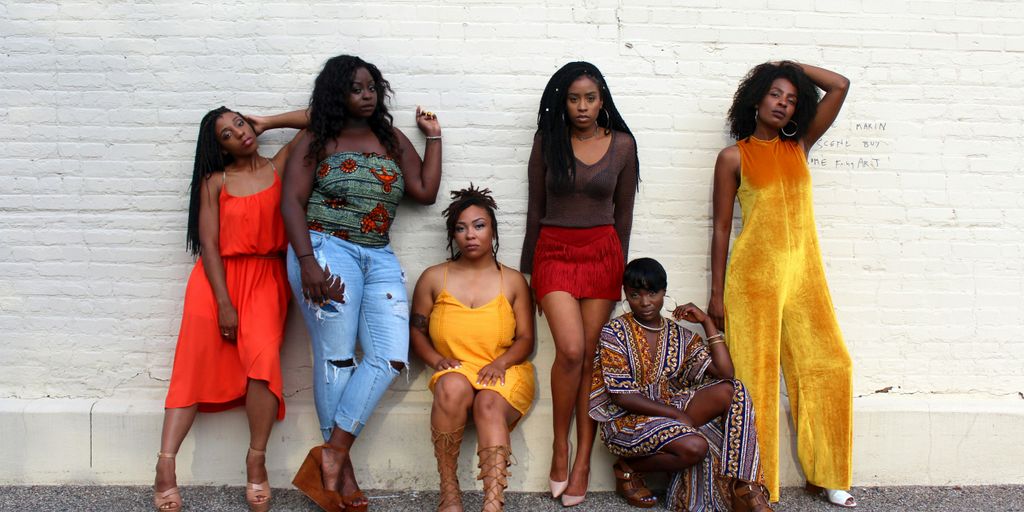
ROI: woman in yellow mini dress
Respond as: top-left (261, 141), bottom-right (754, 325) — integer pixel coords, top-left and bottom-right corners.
top-left (411, 185), bottom-right (536, 512)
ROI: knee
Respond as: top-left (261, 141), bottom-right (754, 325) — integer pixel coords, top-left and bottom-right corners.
top-left (434, 377), bottom-right (473, 411)
top-left (365, 356), bottom-right (405, 376)
top-left (553, 343), bottom-right (585, 369)
top-left (472, 393), bottom-right (505, 424)
top-left (328, 358), bottom-right (356, 369)
top-left (714, 381), bottom-right (735, 406)
top-left (676, 436), bottom-right (709, 467)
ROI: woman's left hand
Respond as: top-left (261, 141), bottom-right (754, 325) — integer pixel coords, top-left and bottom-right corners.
top-left (477, 361), bottom-right (507, 387)
top-left (673, 302), bottom-right (708, 324)
top-left (245, 114), bottom-right (268, 136)
top-left (415, 106), bottom-right (441, 137)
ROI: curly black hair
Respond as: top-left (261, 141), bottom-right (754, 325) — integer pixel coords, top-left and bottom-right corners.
top-left (306, 55), bottom-right (400, 164)
top-left (186, 106), bottom-right (252, 257)
top-left (727, 61), bottom-right (820, 142)
top-left (441, 184), bottom-right (500, 267)
top-left (536, 61), bottom-right (639, 193)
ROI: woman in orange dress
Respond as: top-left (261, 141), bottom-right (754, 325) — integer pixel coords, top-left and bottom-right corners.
top-left (410, 186), bottom-right (536, 512)
top-left (153, 107), bottom-right (307, 512)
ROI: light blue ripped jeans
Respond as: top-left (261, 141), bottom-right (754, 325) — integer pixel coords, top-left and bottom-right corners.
top-left (287, 230), bottom-right (409, 439)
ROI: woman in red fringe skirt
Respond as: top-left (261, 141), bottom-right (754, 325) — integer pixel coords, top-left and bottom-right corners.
top-left (521, 61), bottom-right (640, 507)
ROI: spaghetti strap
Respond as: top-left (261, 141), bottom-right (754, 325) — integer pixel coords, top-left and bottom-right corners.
top-left (498, 264), bottom-right (505, 294)
top-left (268, 157), bottom-right (278, 177)
top-left (442, 262), bottom-right (450, 289)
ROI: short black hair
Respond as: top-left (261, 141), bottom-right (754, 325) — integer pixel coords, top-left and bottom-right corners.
top-left (622, 258), bottom-right (667, 292)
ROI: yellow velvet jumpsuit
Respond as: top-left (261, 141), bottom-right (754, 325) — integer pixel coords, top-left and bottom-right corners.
top-left (724, 136), bottom-right (853, 500)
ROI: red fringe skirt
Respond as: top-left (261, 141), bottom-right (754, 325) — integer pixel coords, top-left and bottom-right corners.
top-left (531, 225), bottom-right (624, 302)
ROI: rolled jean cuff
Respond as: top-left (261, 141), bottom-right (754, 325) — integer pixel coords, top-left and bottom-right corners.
top-left (334, 416), bottom-right (365, 437)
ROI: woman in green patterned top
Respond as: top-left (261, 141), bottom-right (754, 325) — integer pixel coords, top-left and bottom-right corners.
top-left (282, 54), bottom-right (442, 512)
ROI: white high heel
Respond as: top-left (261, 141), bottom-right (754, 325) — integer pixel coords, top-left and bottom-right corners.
top-left (549, 439), bottom-right (572, 499)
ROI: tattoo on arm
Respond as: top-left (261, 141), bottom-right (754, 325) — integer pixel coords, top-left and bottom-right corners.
top-left (411, 313), bottom-right (429, 334)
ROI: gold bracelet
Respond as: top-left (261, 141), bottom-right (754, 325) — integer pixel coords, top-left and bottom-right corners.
top-left (708, 339), bottom-right (726, 346)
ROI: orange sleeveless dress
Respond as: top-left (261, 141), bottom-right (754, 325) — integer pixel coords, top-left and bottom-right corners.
top-left (427, 264), bottom-right (535, 417)
top-left (164, 170), bottom-right (289, 419)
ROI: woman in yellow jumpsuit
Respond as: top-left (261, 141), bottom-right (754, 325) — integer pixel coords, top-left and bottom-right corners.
top-left (708, 61), bottom-right (855, 508)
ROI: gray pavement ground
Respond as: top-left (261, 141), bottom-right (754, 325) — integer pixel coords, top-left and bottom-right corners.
top-left (1, 486), bottom-right (1023, 511)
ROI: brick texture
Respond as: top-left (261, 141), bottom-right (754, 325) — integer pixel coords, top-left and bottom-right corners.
top-left (1, 1), bottom-right (1022, 404)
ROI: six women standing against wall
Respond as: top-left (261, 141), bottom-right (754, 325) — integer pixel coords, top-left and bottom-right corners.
top-left (159, 55), bottom-right (855, 511)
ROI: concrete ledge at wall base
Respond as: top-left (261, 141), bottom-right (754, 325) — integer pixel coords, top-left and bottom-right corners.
top-left (1, 395), bottom-right (1022, 489)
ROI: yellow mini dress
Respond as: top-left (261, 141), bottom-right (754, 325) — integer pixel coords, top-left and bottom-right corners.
top-left (725, 136), bottom-right (853, 499)
top-left (427, 264), bottom-right (535, 417)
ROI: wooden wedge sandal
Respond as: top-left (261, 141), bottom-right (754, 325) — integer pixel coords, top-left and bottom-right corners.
top-left (291, 445), bottom-right (343, 511)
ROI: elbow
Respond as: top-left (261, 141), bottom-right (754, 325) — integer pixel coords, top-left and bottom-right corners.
top-left (834, 75), bottom-right (851, 92)
top-left (281, 197), bottom-right (304, 219)
top-left (410, 189), bottom-right (438, 206)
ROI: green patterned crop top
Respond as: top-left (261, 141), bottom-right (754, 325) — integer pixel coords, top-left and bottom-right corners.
top-left (306, 151), bottom-right (405, 247)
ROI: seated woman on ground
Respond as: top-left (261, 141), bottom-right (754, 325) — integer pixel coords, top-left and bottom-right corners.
top-left (410, 185), bottom-right (536, 512)
top-left (589, 257), bottom-right (772, 512)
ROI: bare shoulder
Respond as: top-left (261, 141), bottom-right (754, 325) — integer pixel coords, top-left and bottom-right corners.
top-left (204, 171), bottom-right (226, 194)
top-left (500, 263), bottom-right (530, 295)
top-left (716, 145), bottom-right (741, 175)
top-left (392, 125), bottom-right (412, 144)
top-left (414, 262), bottom-right (449, 294)
top-left (718, 144), bottom-right (739, 163)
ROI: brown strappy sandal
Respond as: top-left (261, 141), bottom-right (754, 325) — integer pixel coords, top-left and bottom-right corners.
top-left (245, 447), bottom-right (272, 512)
top-left (612, 458), bottom-right (657, 508)
top-left (733, 480), bottom-right (774, 512)
top-left (432, 426), bottom-right (465, 512)
top-left (477, 445), bottom-right (513, 512)
top-left (153, 452), bottom-right (182, 511)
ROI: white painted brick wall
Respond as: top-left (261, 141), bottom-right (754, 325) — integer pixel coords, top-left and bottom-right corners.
top-left (2, 0), bottom-right (1022, 407)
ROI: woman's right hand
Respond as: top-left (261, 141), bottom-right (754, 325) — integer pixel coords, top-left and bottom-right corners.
top-left (300, 258), bottom-right (344, 305)
top-left (707, 293), bottom-right (725, 331)
top-left (434, 358), bottom-right (461, 371)
top-left (673, 409), bottom-right (696, 427)
top-left (218, 302), bottom-right (239, 343)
